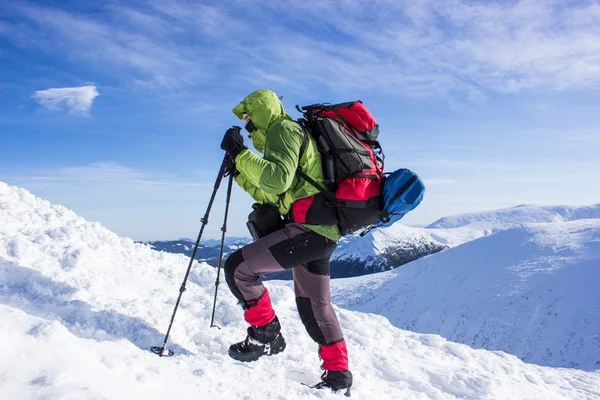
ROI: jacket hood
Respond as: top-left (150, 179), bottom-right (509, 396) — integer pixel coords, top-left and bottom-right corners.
top-left (232, 89), bottom-right (292, 153)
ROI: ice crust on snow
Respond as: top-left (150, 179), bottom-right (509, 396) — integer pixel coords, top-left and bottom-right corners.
top-left (1, 181), bottom-right (600, 400)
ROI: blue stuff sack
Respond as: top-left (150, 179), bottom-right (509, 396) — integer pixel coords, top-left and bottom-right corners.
top-left (380, 168), bottom-right (425, 226)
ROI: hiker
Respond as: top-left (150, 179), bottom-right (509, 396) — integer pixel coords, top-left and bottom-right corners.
top-left (220, 89), bottom-right (352, 392)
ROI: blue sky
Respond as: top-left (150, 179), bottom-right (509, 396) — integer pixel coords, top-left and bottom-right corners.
top-left (1, 0), bottom-right (599, 241)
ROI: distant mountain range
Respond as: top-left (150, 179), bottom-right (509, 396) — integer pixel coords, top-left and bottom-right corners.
top-left (143, 224), bottom-right (447, 279)
top-left (140, 237), bottom-right (250, 262)
top-left (143, 203), bottom-right (600, 281)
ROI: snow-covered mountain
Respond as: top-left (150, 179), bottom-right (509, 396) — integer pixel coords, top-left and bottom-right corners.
top-left (323, 204), bottom-right (599, 277)
top-left (2, 181), bottom-right (600, 399)
top-left (330, 223), bottom-right (447, 277)
top-left (326, 203), bottom-right (600, 277)
top-left (429, 204), bottom-right (600, 229)
top-left (334, 216), bottom-right (600, 370)
top-left (427, 203), bottom-right (600, 246)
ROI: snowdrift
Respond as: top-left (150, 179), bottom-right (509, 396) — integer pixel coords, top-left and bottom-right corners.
top-left (1, 181), bottom-right (599, 399)
top-left (334, 218), bottom-right (600, 371)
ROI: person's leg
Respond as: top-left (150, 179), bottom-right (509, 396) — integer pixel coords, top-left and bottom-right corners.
top-left (225, 224), bottom-right (335, 323)
top-left (292, 259), bottom-right (342, 345)
top-left (224, 226), bottom-right (296, 328)
top-left (292, 245), bottom-right (353, 390)
top-left (224, 224), bottom-right (338, 361)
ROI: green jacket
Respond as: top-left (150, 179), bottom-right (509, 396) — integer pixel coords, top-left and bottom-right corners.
top-left (232, 90), bottom-right (340, 241)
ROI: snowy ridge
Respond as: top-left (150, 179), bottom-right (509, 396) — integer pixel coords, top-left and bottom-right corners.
top-left (428, 203), bottom-right (600, 230)
top-left (334, 219), bottom-right (600, 371)
top-left (1, 181), bottom-right (600, 399)
top-left (422, 203), bottom-right (600, 248)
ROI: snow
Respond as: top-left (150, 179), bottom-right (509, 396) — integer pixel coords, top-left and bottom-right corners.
top-left (334, 219), bottom-right (600, 371)
top-left (1, 181), bottom-right (600, 399)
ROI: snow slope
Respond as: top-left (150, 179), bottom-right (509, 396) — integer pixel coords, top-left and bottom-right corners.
top-left (1, 181), bottom-right (600, 400)
top-left (334, 219), bottom-right (600, 371)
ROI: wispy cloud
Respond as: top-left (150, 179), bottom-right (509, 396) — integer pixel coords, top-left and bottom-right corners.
top-left (57, 162), bottom-right (146, 183)
top-left (6, 3), bottom-right (207, 90)
top-left (5, 162), bottom-right (207, 187)
top-left (250, 0), bottom-right (600, 98)
top-left (32, 85), bottom-right (99, 115)
top-left (4, 1), bottom-right (599, 101)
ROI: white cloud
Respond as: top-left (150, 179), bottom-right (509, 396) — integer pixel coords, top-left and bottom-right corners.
top-left (32, 85), bottom-right (99, 115)
top-left (13, 4), bottom-right (208, 90)
top-left (8, 1), bottom-right (600, 101)
top-left (5, 162), bottom-right (208, 187)
top-left (228, 0), bottom-right (600, 98)
top-left (58, 162), bottom-right (145, 182)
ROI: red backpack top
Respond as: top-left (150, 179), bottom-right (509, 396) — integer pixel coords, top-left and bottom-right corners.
top-left (292, 101), bottom-right (385, 235)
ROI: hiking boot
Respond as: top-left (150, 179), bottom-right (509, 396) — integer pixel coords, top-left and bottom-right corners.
top-left (314, 370), bottom-right (353, 392)
top-left (228, 317), bottom-right (286, 362)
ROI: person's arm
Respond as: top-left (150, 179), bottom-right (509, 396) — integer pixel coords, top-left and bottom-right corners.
top-left (235, 173), bottom-right (271, 204)
top-left (235, 123), bottom-right (301, 195)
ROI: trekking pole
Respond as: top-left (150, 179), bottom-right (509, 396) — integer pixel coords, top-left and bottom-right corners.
top-left (210, 165), bottom-right (235, 328)
top-left (151, 153), bottom-right (229, 357)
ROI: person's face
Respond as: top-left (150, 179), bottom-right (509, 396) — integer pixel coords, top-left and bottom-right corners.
top-left (243, 113), bottom-right (251, 126)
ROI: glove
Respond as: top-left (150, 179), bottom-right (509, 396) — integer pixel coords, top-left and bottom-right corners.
top-left (223, 154), bottom-right (239, 177)
top-left (220, 126), bottom-right (247, 158)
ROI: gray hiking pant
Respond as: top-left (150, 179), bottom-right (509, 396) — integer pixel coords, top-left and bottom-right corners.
top-left (224, 224), bottom-right (343, 345)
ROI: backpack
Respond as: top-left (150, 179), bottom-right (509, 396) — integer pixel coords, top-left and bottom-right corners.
top-left (292, 101), bottom-right (424, 235)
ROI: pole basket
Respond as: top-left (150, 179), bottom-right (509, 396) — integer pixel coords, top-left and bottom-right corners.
top-left (151, 346), bottom-right (175, 357)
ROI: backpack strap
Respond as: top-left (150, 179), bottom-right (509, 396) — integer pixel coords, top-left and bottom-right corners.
top-left (295, 123), bottom-right (338, 204)
top-left (370, 140), bottom-right (385, 172)
top-left (297, 119), bottom-right (309, 164)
